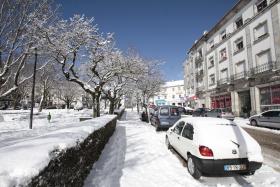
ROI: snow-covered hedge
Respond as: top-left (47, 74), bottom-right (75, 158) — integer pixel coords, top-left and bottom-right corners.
top-left (28, 116), bottom-right (117, 187)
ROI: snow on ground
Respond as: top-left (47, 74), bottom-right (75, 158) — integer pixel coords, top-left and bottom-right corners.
top-left (84, 111), bottom-right (280, 187)
top-left (0, 109), bottom-right (115, 187)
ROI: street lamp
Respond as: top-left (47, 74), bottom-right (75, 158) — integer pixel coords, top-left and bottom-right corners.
top-left (29, 48), bottom-right (38, 129)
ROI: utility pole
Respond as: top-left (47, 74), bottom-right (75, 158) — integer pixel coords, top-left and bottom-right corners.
top-left (29, 48), bottom-right (38, 129)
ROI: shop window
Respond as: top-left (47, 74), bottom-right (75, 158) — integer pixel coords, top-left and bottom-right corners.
top-left (254, 21), bottom-right (268, 41)
top-left (256, 0), bottom-right (267, 13)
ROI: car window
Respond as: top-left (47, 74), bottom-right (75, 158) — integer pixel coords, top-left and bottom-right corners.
top-left (262, 111), bottom-right (274, 117)
top-left (271, 111), bottom-right (280, 117)
top-left (160, 107), bottom-right (169, 116)
top-left (182, 123), bottom-right (194, 140)
top-left (170, 107), bottom-right (179, 116)
top-left (174, 121), bottom-right (185, 135)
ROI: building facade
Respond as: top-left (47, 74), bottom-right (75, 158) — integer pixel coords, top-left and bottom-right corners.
top-left (153, 80), bottom-right (185, 106)
top-left (184, 0), bottom-right (280, 117)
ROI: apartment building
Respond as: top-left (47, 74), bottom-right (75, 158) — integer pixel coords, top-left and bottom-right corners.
top-left (184, 0), bottom-right (280, 117)
top-left (153, 80), bottom-right (185, 106)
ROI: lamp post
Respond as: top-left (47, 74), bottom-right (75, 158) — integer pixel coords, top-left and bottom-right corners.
top-left (29, 48), bottom-right (38, 129)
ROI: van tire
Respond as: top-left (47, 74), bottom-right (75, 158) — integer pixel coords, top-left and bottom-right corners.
top-left (187, 155), bottom-right (201, 179)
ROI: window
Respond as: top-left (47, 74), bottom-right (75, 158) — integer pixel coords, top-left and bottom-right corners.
top-left (170, 107), bottom-right (179, 116)
top-left (160, 107), bottom-right (169, 116)
top-left (262, 111), bottom-right (274, 117)
top-left (254, 21), bottom-right (268, 41)
top-left (182, 123), bottom-right (194, 140)
top-left (256, 0), bottom-right (267, 13)
top-left (198, 49), bottom-right (203, 58)
top-left (235, 17), bottom-right (243, 29)
top-left (174, 121), bottom-right (185, 135)
top-left (220, 30), bottom-right (227, 40)
top-left (158, 96), bottom-right (160, 99)
top-left (208, 56), bottom-right (214, 68)
top-left (209, 40), bottom-right (214, 49)
top-left (172, 88), bottom-right (175, 91)
top-left (234, 38), bottom-right (244, 53)
top-left (220, 68), bottom-right (228, 79)
top-left (256, 50), bottom-right (271, 66)
top-left (219, 48), bottom-right (227, 61)
top-left (209, 74), bottom-right (215, 86)
top-left (172, 95), bottom-right (175, 99)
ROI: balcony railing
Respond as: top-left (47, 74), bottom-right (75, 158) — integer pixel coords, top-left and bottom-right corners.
top-left (195, 70), bottom-right (204, 79)
top-left (232, 71), bottom-right (247, 80)
top-left (217, 77), bottom-right (233, 86)
top-left (196, 86), bottom-right (204, 93)
top-left (250, 62), bottom-right (275, 75)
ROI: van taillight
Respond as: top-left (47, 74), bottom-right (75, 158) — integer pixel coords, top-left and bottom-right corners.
top-left (199, 146), bottom-right (213, 157)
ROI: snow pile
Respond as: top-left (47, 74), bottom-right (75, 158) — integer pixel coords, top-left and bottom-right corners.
top-left (0, 111), bottom-right (116, 187)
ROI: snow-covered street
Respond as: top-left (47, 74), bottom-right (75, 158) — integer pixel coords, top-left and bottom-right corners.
top-left (84, 111), bottom-right (280, 187)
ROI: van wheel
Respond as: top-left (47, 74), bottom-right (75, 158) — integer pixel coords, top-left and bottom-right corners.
top-left (187, 155), bottom-right (201, 179)
top-left (165, 136), bottom-right (171, 149)
top-left (250, 119), bottom-right (258, 126)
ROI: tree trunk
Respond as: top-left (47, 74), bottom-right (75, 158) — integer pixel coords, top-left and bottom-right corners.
top-left (92, 94), bottom-right (97, 118)
top-left (96, 92), bottom-right (101, 117)
top-left (109, 99), bottom-right (114, 114)
top-left (38, 86), bottom-right (46, 112)
top-left (66, 99), bottom-right (70, 109)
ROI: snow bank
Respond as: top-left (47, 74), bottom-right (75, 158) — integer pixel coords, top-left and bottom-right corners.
top-left (0, 114), bottom-right (116, 187)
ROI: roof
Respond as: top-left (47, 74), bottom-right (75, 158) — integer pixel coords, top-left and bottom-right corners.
top-left (182, 117), bottom-right (233, 126)
top-left (162, 80), bottom-right (184, 88)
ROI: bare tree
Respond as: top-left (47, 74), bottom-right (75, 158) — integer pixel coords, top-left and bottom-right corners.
top-left (0, 0), bottom-right (57, 99)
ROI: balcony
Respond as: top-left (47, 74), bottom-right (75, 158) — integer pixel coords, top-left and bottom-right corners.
top-left (250, 62), bottom-right (275, 75)
top-left (217, 77), bottom-right (233, 86)
top-left (196, 86), bottom-right (204, 93)
top-left (232, 71), bottom-right (248, 80)
top-left (195, 69), bottom-right (204, 80)
top-left (195, 56), bottom-right (203, 68)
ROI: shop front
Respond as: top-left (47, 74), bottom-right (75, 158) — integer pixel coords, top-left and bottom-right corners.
top-left (259, 84), bottom-right (280, 111)
top-left (211, 94), bottom-right (232, 110)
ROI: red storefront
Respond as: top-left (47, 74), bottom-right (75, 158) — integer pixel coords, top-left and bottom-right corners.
top-left (260, 84), bottom-right (280, 110)
top-left (211, 94), bottom-right (231, 109)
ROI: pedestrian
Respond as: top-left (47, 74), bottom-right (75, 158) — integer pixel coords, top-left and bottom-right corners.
top-left (47, 112), bottom-right (51, 123)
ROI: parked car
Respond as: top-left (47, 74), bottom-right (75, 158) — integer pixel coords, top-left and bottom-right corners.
top-left (165, 117), bottom-right (263, 179)
top-left (192, 108), bottom-right (211, 117)
top-left (178, 106), bottom-right (187, 115)
top-left (208, 108), bottom-right (235, 121)
top-left (150, 105), bottom-right (181, 131)
top-left (249, 109), bottom-right (280, 129)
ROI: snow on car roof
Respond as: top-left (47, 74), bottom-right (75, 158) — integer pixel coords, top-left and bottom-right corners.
top-left (183, 117), bottom-right (234, 126)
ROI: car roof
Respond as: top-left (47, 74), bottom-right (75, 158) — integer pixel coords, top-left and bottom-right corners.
top-left (181, 117), bottom-right (232, 126)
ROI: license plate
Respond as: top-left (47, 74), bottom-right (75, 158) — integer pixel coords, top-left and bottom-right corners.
top-left (224, 164), bottom-right (246, 171)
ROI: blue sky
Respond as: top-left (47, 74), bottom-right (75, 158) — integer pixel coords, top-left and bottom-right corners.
top-left (56, 0), bottom-right (237, 81)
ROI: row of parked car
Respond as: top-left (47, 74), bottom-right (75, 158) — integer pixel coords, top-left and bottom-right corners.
top-left (143, 105), bottom-right (279, 131)
top-left (140, 105), bottom-right (266, 179)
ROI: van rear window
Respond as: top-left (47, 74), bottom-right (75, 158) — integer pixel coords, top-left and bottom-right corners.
top-left (160, 108), bottom-right (169, 116)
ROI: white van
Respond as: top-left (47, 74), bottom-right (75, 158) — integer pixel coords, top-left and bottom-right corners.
top-left (165, 117), bottom-right (263, 179)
